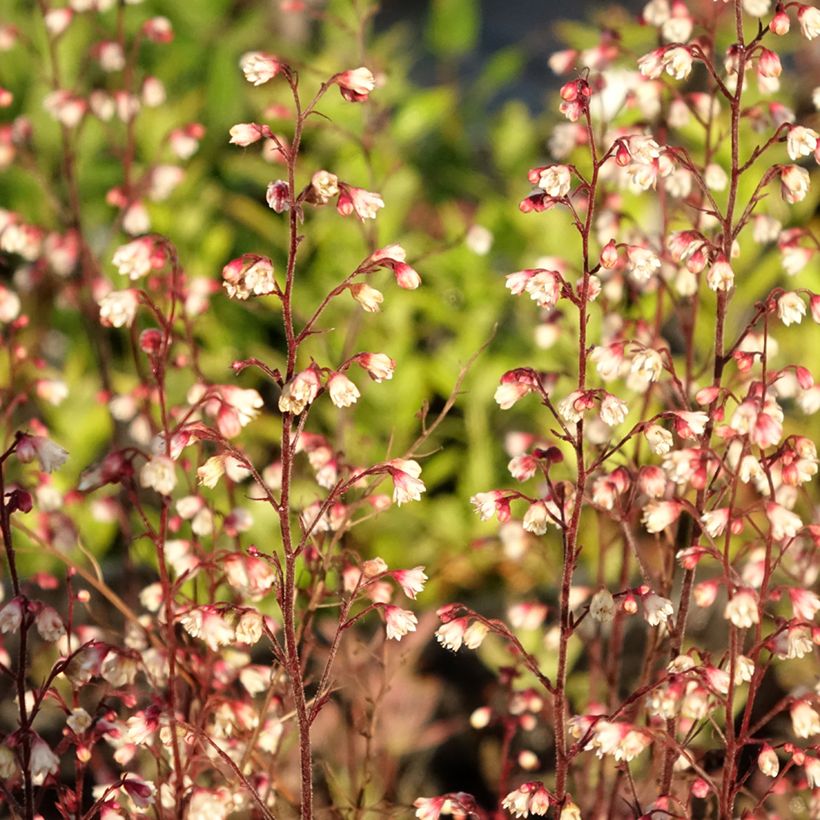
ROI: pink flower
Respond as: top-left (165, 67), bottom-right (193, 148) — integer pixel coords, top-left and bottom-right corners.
top-left (470, 490), bottom-right (512, 522)
top-left (392, 566), bottom-right (428, 599)
top-left (389, 462), bottom-right (426, 506)
top-left (384, 605), bottom-right (417, 640)
top-left (222, 254), bottom-right (277, 300)
top-left (229, 122), bottom-right (269, 146)
top-left (494, 369), bottom-right (538, 409)
top-left (266, 180), bottom-right (290, 213)
top-left (355, 352), bottom-right (395, 382)
top-left (335, 66), bottom-right (376, 102)
top-left (337, 185), bottom-right (384, 220)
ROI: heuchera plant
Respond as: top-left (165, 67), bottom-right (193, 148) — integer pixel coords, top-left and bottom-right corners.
top-left (0, 0), bottom-right (818, 818)
top-left (425, 0), bottom-right (820, 818)
top-left (0, 2), bottom-right (440, 818)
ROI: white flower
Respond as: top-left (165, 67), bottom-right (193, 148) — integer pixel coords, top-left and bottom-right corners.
top-left (140, 456), bottom-right (177, 496)
top-left (98, 289), bottom-right (139, 328)
top-left (798, 5), bottom-right (820, 39)
top-left (724, 590), bottom-right (759, 628)
top-left (777, 292), bottom-right (806, 326)
top-left (631, 349), bottom-right (664, 382)
top-left (642, 501), bottom-right (681, 533)
top-left (787, 125), bottom-right (819, 160)
top-left (626, 246), bottom-right (661, 284)
top-left (435, 618), bottom-right (467, 652)
top-left (663, 47), bottom-right (693, 80)
top-left (537, 165), bottom-right (572, 197)
top-left (240, 51), bottom-right (281, 85)
top-left (384, 606), bottom-right (417, 641)
top-left (600, 394), bottom-right (628, 427)
top-left (35, 607), bottom-right (65, 642)
top-left (16, 435), bottom-right (69, 473)
top-left (327, 373), bottom-right (360, 408)
top-left (780, 165), bottom-right (811, 203)
top-left (523, 501), bottom-right (550, 534)
top-left (112, 238), bottom-right (153, 279)
top-left (29, 737), bottom-right (59, 785)
top-left (791, 701), bottom-right (820, 738)
top-left (643, 593), bottom-right (674, 626)
top-left (645, 424), bottom-right (673, 454)
top-left (765, 502), bottom-right (802, 541)
top-left (590, 589), bottom-right (616, 623)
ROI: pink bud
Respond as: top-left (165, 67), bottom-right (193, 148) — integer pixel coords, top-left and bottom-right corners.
top-left (600, 239), bottom-right (618, 269)
top-left (771, 10), bottom-right (790, 35)
top-left (139, 329), bottom-right (163, 354)
top-left (796, 366), bottom-right (814, 389)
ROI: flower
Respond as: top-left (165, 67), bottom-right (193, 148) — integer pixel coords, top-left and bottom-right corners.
top-left (222, 254), bottom-right (277, 300)
top-left (724, 590), bottom-right (759, 628)
top-left (266, 180), bottom-right (290, 213)
top-left (523, 501), bottom-right (551, 534)
top-left (29, 737), bottom-right (59, 785)
top-left (392, 567), bottom-right (428, 599)
top-left (798, 5), bottom-right (820, 39)
top-left (16, 435), bottom-right (69, 473)
top-left (389, 463), bottom-right (426, 506)
top-left (435, 617), bottom-right (468, 651)
top-left (337, 185), bottom-right (384, 220)
top-left (35, 606), bottom-right (65, 642)
top-left (780, 165), bottom-right (810, 204)
top-left (112, 237), bottom-right (163, 280)
top-left (98, 289), bottom-right (139, 327)
top-left (335, 66), bottom-right (376, 102)
top-left (327, 372), bottom-right (360, 408)
top-left (707, 257), bottom-right (734, 292)
top-left (777, 292), bottom-right (806, 326)
top-left (791, 701), bottom-right (820, 738)
top-left (590, 589), bottom-right (616, 623)
top-left (494, 369), bottom-right (538, 409)
top-left (140, 456), bottom-right (177, 496)
top-left (356, 352), bottom-right (395, 382)
top-left (600, 394), bottom-right (628, 427)
top-left (239, 51), bottom-right (283, 85)
top-left (0, 598), bottom-right (23, 633)
top-left (765, 502), bottom-right (802, 541)
top-left (645, 425), bottom-right (673, 454)
top-left (384, 606), bottom-right (417, 640)
top-left (229, 122), bottom-right (267, 146)
top-left (536, 165), bottom-right (572, 197)
top-left (642, 501), bottom-right (682, 533)
top-left (631, 348), bottom-right (664, 383)
top-left (787, 125), bottom-right (819, 160)
top-left (278, 368), bottom-right (321, 414)
top-left (643, 592), bottom-right (674, 626)
top-left (350, 283), bottom-right (383, 312)
top-left (626, 246), bottom-right (661, 284)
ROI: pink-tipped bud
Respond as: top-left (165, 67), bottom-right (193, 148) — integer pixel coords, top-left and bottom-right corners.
top-left (600, 239), bottom-right (618, 269)
top-left (771, 9), bottom-right (790, 35)
top-left (138, 329), bottom-right (163, 355)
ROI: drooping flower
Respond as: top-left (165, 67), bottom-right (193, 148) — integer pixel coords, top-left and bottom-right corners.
top-left (384, 605), bottom-right (417, 640)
